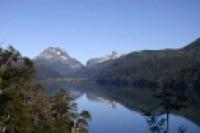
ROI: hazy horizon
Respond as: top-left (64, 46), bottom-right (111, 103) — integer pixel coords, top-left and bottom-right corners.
top-left (1, 0), bottom-right (200, 63)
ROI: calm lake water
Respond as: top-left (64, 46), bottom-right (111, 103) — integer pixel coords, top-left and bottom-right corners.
top-left (76, 94), bottom-right (200, 133)
top-left (43, 82), bottom-right (200, 133)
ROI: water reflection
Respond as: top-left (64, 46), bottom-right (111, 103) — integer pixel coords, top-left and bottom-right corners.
top-left (40, 81), bottom-right (200, 133)
top-left (142, 111), bottom-right (187, 133)
top-left (140, 88), bottom-right (189, 133)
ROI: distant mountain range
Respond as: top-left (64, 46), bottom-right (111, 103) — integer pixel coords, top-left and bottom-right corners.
top-left (34, 47), bottom-right (121, 80)
top-left (34, 37), bottom-right (200, 91)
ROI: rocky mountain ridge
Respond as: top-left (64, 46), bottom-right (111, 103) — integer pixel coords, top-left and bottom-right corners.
top-left (34, 47), bottom-right (83, 78)
top-left (87, 51), bottom-right (121, 68)
top-left (34, 47), bottom-right (121, 79)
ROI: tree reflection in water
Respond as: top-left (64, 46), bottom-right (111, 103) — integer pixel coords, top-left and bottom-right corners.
top-left (141, 88), bottom-right (189, 133)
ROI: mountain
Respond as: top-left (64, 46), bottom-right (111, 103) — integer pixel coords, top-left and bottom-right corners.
top-left (96, 38), bottom-right (200, 88)
top-left (35, 65), bottom-right (62, 80)
top-left (34, 38), bottom-right (200, 85)
top-left (71, 51), bottom-right (122, 78)
top-left (183, 38), bottom-right (200, 50)
top-left (34, 47), bottom-right (83, 79)
top-left (87, 51), bottom-right (121, 68)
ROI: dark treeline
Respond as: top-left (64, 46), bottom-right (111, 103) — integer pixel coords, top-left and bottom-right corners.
top-left (0, 46), bottom-right (90, 133)
top-left (96, 38), bottom-right (200, 94)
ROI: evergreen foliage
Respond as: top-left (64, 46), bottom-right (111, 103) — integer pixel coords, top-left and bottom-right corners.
top-left (0, 46), bottom-right (90, 133)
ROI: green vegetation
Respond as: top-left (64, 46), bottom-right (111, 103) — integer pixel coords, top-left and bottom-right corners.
top-left (96, 38), bottom-right (200, 93)
top-left (0, 46), bottom-right (90, 133)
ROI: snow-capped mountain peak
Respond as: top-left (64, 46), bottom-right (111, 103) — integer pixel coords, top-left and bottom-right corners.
top-left (37, 47), bottom-right (71, 61)
top-left (102, 51), bottom-right (121, 60)
top-left (87, 51), bottom-right (121, 67)
top-left (34, 47), bottom-right (83, 76)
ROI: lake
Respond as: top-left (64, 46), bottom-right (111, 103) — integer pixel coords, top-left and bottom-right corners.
top-left (43, 82), bottom-right (200, 133)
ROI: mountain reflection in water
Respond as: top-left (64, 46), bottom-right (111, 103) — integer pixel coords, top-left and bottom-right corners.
top-left (41, 81), bottom-right (200, 133)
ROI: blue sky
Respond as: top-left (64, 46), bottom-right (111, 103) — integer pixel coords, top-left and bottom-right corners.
top-left (0, 0), bottom-right (200, 64)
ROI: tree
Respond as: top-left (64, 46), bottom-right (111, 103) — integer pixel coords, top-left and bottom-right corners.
top-left (0, 46), bottom-right (91, 133)
top-left (51, 89), bottom-right (91, 133)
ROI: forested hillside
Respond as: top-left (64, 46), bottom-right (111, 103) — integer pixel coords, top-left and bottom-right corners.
top-left (96, 38), bottom-right (200, 90)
